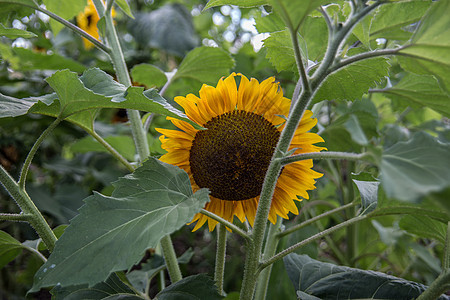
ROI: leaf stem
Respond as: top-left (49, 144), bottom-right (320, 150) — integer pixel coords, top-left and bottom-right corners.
top-left (19, 117), bottom-right (62, 189)
top-left (0, 213), bottom-right (32, 222)
top-left (254, 218), bottom-right (283, 300)
top-left (214, 223), bottom-right (227, 296)
top-left (260, 215), bottom-right (367, 271)
top-left (290, 26), bottom-right (310, 94)
top-left (22, 3), bottom-right (111, 54)
top-left (444, 221), bottom-right (450, 270)
top-left (200, 209), bottom-right (251, 241)
top-left (0, 165), bottom-right (57, 252)
top-left (23, 245), bottom-right (48, 263)
top-left (90, 130), bottom-right (135, 172)
top-left (279, 151), bottom-right (369, 166)
top-left (159, 235), bottom-right (182, 283)
top-left (417, 269), bottom-right (450, 300)
top-left (277, 202), bottom-right (357, 238)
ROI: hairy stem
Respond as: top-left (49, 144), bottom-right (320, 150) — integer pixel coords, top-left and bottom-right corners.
top-left (90, 130), bottom-right (135, 172)
top-left (279, 151), bottom-right (369, 166)
top-left (19, 117), bottom-right (62, 189)
top-left (159, 235), bottom-right (182, 283)
top-left (214, 223), bottom-right (227, 296)
top-left (254, 218), bottom-right (283, 300)
top-left (260, 215), bottom-right (367, 270)
top-left (97, 0), bottom-right (182, 282)
top-left (278, 202), bottom-right (357, 238)
top-left (0, 165), bottom-right (57, 252)
top-left (0, 213), bottom-right (32, 222)
top-left (417, 269), bottom-right (450, 300)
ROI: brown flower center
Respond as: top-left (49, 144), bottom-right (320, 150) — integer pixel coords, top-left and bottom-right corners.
top-left (189, 110), bottom-right (280, 201)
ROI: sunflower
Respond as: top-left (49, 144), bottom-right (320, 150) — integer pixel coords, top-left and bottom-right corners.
top-left (76, 0), bottom-right (115, 50)
top-left (156, 73), bottom-right (325, 231)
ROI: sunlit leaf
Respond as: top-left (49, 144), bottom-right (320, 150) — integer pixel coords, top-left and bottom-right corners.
top-left (268, 0), bottom-right (330, 31)
top-left (263, 29), bottom-right (299, 73)
top-left (30, 158), bottom-right (210, 291)
top-left (381, 132), bottom-right (450, 202)
top-left (370, 0), bottom-right (431, 40)
top-left (379, 73), bottom-right (450, 117)
top-left (399, 0), bottom-right (450, 94)
top-left (284, 253), bottom-right (449, 299)
top-left (155, 274), bottom-right (223, 300)
top-left (115, 0), bottom-right (134, 18)
top-left (204, 0), bottom-right (267, 10)
top-left (173, 46), bottom-right (235, 85)
top-left (130, 64), bottom-right (167, 88)
top-left (0, 231), bottom-right (23, 269)
top-left (0, 24), bottom-right (37, 38)
top-left (43, 0), bottom-right (86, 35)
top-left (314, 57), bottom-right (389, 102)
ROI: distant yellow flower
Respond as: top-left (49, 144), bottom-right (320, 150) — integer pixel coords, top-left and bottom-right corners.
top-left (157, 73), bottom-right (325, 231)
top-left (76, 0), bottom-right (115, 49)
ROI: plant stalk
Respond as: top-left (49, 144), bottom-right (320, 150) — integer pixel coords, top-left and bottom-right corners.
top-left (97, 0), bottom-right (182, 283)
top-left (279, 151), bottom-right (368, 165)
top-left (417, 269), bottom-right (450, 300)
top-left (19, 117), bottom-right (62, 189)
top-left (214, 223), bottom-right (227, 295)
top-left (0, 165), bottom-right (57, 252)
top-left (200, 209), bottom-right (251, 241)
top-left (254, 218), bottom-right (283, 300)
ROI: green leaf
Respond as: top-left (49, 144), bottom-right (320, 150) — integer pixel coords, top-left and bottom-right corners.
top-left (30, 158), bottom-right (210, 291)
top-left (0, 0), bottom-right (36, 22)
top-left (0, 93), bottom-right (47, 118)
top-left (314, 57), bottom-right (389, 102)
top-left (381, 132), bottom-right (450, 202)
top-left (268, 0), bottom-right (329, 31)
top-left (353, 179), bottom-right (379, 214)
top-left (172, 46), bottom-right (234, 85)
top-left (380, 73), bottom-right (450, 117)
top-left (155, 274), bottom-right (223, 300)
top-left (115, 0), bottom-right (134, 18)
top-left (204, 0), bottom-right (267, 10)
top-left (399, 0), bottom-right (450, 94)
top-left (284, 253), bottom-right (448, 299)
top-left (43, 0), bottom-right (86, 36)
top-left (400, 215), bottom-right (447, 244)
top-left (28, 68), bottom-right (196, 131)
top-left (0, 230), bottom-right (23, 269)
top-left (254, 12), bottom-right (285, 33)
top-left (71, 135), bottom-right (136, 161)
top-left (51, 273), bottom-right (140, 300)
top-left (299, 16), bottom-right (328, 62)
top-left (370, 0), bottom-right (431, 41)
top-left (130, 64), bottom-right (167, 88)
top-left (344, 114), bottom-right (368, 145)
top-left (0, 43), bottom-right (86, 72)
top-left (0, 24), bottom-right (37, 38)
top-left (263, 29), bottom-right (298, 73)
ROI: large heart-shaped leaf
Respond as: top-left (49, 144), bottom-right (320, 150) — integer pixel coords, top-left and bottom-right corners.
top-left (381, 132), bottom-right (450, 202)
top-left (284, 253), bottom-right (449, 299)
top-left (30, 158), bottom-right (210, 291)
top-left (155, 274), bottom-right (223, 300)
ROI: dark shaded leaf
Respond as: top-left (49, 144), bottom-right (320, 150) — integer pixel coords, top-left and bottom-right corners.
top-left (284, 253), bottom-right (449, 300)
top-left (0, 230), bottom-right (23, 269)
top-left (155, 274), bottom-right (223, 300)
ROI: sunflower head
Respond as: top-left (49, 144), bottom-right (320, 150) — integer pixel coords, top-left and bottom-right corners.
top-left (156, 73), bottom-right (326, 231)
top-left (76, 0), bottom-right (116, 50)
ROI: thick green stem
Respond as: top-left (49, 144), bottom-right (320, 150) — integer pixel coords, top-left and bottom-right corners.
top-left (19, 117), bottom-right (62, 189)
top-left (254, 218), bottom-right (282, 300)
top-left (214, 223), bottom-right (227, 296)
top-left (445, 222), bottom-right (450, 270)
top-left (159, 235), bottom-right (182, 283)
top-left (260, 215), bottom-right (367, 270)
top-left (90, 130), bottom-right (135, 172)
top-left (417, 269), bottom-right (450, 300)
top-left (278, 202), bottom-right (357, 238)
top-left (0, 165), bottom-right (57, 252)
top-left (0, 213), bottom-right (32, 222)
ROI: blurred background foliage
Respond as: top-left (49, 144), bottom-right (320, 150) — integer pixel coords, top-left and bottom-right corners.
top-left (0, 0), bottom-right (449, 299)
